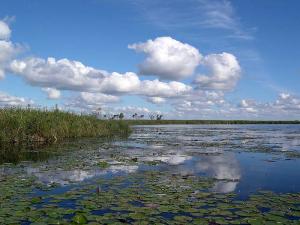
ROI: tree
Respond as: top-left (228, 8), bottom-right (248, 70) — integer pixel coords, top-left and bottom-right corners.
top-left (132, 113), bottom-right (138, 119)
top-left (119, 112), bottom-right (124, 120)
top-left (156, 114), bottom-right (163, 120)
top-left (112, 114), bottom-right (119, 120)
top-left (149, 113), bottom-right (156, 120)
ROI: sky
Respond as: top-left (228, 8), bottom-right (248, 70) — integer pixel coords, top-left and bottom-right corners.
top-left (0, 0), bottom-right (300, 119)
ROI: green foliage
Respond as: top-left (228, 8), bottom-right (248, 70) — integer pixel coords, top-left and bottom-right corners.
top-left (0, 108), bottom-right (131, 145)
top-left (72, 214), bottom-right (88, 224)
top-left (119, 112), bottom-right (124, 120)
top-left (97, 161), bottom-right (110, 168)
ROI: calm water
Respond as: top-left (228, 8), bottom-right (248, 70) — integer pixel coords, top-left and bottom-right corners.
top-left (1, 124), bottom-right (300, 224)
top-left (127, 125), bottom-right (300, 198)
top-left (1, 124), bottom-right (300, 197)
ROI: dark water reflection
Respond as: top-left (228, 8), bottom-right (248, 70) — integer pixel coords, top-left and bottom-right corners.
top-left (0, 145), bottom-right (54, 165)
top-left (1, 124), bottom-right (300, 198)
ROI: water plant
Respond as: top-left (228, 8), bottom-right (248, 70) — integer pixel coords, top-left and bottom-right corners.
top-left (1, 124), bottom-right (300, 224)
top-left (0, 107), bottom-right (131, 145)
top-left (1, 170), bottom-right (300, 224)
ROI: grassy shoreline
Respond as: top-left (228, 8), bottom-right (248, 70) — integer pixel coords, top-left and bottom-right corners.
top-left (0, 108), bottom-right (130, 145)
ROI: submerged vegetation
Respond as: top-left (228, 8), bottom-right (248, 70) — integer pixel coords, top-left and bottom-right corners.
top-left (0, 108), bottom-right (131, 145)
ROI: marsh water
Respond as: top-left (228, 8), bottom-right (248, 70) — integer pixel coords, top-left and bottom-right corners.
top-left (1, 125), bottom-right (300, 224)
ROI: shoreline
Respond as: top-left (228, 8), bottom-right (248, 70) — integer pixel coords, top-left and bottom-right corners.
top-left (1, 108), bottom-right (299, 147)
top-left (127, 119), bottom-right (300, 125)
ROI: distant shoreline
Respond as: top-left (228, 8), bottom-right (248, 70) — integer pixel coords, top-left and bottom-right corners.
top-left (127, 120), bottom-right (300, 125)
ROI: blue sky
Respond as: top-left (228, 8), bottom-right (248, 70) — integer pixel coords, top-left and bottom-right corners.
top-left (0, 0), bottom-right (300, 119)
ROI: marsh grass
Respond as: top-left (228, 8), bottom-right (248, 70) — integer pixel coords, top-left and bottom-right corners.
top-left (0, 108), bottom-right (131, 145)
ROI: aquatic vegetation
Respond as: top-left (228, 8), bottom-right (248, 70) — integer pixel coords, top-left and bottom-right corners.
top-left (0, 107), bottom-right (131, 145)
top-left (129, 125), bottom-right (300, 158)
top-left (72, 214), bottom-right (88, 224)
top-left (285, 151), bottom-right (300, 158)
top-left (1, 170), bottom-right (300, 224)
top-left (97, 161), bottom-right (110, 169)
top-left (1, 125), bottom-right (300, 224)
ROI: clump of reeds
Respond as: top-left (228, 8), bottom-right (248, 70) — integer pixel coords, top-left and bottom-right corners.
top-left (0, 107), bottom-right (131, 145)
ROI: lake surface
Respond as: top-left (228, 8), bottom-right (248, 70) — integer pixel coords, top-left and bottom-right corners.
top-left (1, 125), bottom-right (300, 224)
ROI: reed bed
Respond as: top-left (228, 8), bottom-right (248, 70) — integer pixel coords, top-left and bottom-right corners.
top-left (0, 108), bottom-right (130, 145)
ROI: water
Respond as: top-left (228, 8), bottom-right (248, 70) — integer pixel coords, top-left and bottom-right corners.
top-left (124, 125), bottom-right (300, 196)
top-left (1, 125), bottom-right (300, 195)
top-left (1, 124), bottom-right (300, 224)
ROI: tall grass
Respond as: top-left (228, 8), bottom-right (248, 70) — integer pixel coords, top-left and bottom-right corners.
top-left (0, 108), bottom-right (131, 144)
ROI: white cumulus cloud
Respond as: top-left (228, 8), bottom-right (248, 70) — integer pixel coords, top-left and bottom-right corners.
top-left (98, 72), bottom-right (140, 94)
top-left (65, 92), bottom-right (120, 111)
top-left (10, 56), bottom-right (192, 100)
top-left (140, 79), bottom-right (192, 98)
top-left (194, 52), bottom-right (241, 91)
top-left (0, 20), bottom-right (11, 40)
top-left (147, 97), bottom-right (166, 104)
top-left (0, 20), bottom-right (21, 79)
top-left (0, 91), bottom-right (33, 106)
top-left (42, 87), bottom-right (61, 99)
top-left (129, 36), bottom-right (202, 80)
top-left (10, 57), bottom-right (108, 91)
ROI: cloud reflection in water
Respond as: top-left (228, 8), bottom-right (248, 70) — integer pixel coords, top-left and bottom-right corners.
top-left (26, 165), bottom-right (139, 186)
top-left (196, 153), bottom-right (241, 193)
